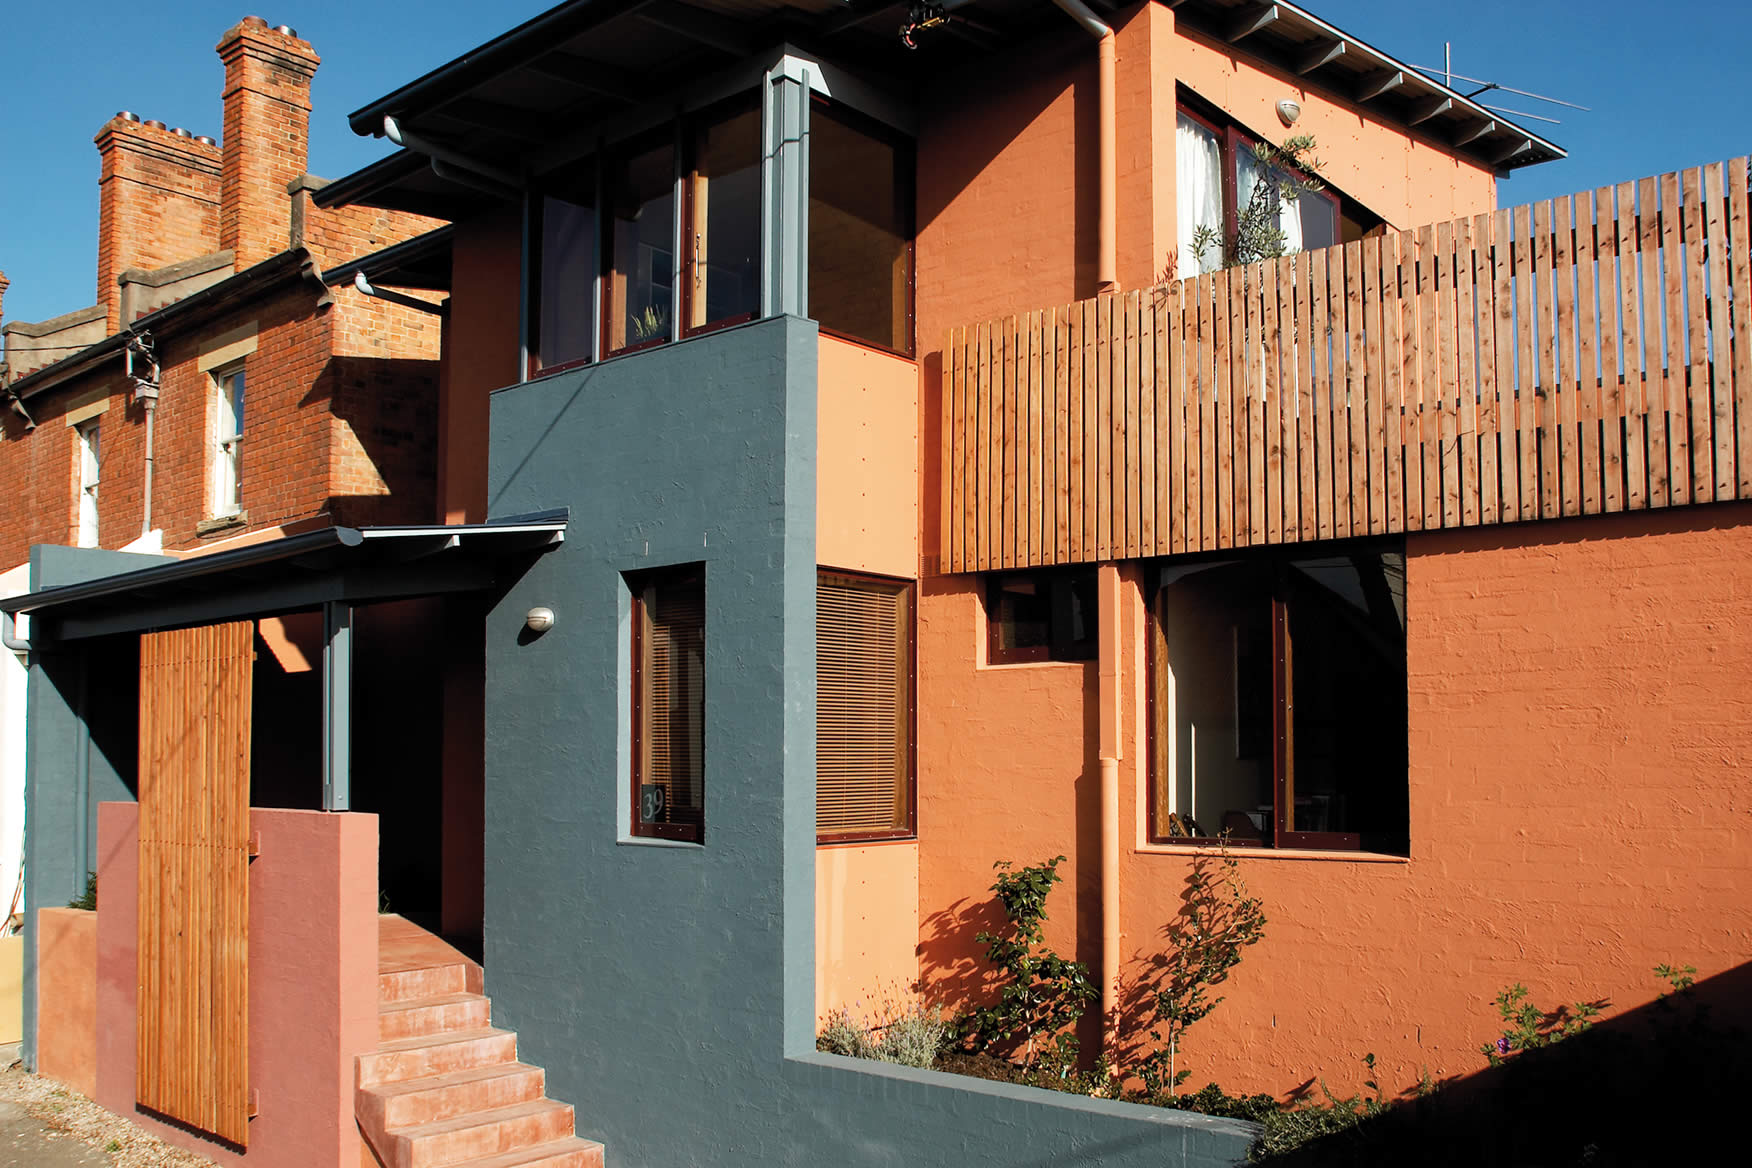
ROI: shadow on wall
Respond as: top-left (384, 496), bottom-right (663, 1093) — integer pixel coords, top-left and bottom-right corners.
top-left (1256, 960), bottom-right (1752, 1167)
top-left (300, 356), bottom-right (439, 529)
top-left (916, 648), bottom-right (1104, 1059)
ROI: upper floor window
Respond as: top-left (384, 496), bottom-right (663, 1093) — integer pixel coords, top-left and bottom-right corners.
top-left (211, 365), bottom-right (245, 517)
top-left (685, 101), bottom-right (762, 336)
top-left (1149, 546), bottom-right (1407, 854)
top-left (605, 135), bottom-right (678, 356)
top-left (75, 419), bottom-right (100, 548)
top-left (1177, 105), bottom-right (1342, 277)
top-left (533, 158), bottom-right (598, 376)
top-left (809, 103), bottom-right (914, 356)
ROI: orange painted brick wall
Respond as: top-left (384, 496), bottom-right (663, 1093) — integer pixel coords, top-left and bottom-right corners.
top-left (918, 505), bottom-right (1752, 1098)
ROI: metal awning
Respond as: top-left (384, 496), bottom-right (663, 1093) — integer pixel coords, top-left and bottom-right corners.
top-left (4, 510), bottom-right (567, 642)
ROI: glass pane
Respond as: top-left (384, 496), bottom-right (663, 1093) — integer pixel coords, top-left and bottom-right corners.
top-left (809, 107), bottom-right (910, 352)
top-left (1298, 193), bottom-right (1338, 253)
top-left (993, 577), bottom-right (1050, 651)
top-left (1157, 562), bottom-right (1275, 843)
top-left (641, 572), bottom-right (705, 834)
top-left (1284, 552), bottom-right (1407, 850)
top-left (689, 106), bottom-right (761, 330)
top-left (1176, 112), bottom-right (1224, 276)
top-left (608, 141), bottom-right (675, 353)
top-left (539, 193), bottom-right (596, 368)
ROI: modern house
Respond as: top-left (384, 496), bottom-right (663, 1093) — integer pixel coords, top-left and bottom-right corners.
top-left (8, 2), bottom-right (1752, 1167)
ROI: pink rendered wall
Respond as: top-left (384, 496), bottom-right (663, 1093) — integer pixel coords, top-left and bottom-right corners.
top-left (34, 908), bottom-right (97, 1097)
top-left (96, 803), bottom-right (378, 1167)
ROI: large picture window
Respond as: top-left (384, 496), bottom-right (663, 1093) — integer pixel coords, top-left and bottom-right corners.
top-left (809, 103), bottom-right (913, 355)
top-left (817, 572), bottom-right (913, 842)
top-left (631, 565), bottom-right (706, 842)
top-left (1149, 546), bottom-right (1407, 853)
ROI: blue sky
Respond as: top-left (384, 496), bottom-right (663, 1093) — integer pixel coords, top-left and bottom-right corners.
top-left (2, 0), bottom-right (1748, 327)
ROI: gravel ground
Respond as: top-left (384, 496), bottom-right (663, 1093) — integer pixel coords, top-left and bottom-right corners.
top-left (0, 1063), bottom-right (216, 1168)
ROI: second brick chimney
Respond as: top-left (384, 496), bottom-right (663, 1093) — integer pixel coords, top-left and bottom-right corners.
top-left (94, 116), bottom-right (223, 332)
top-left (217, 17), bottom-right (319, 269)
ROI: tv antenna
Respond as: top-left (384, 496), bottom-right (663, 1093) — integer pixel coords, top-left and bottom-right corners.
top-left (1406, 42), bottom-right (1590, 127)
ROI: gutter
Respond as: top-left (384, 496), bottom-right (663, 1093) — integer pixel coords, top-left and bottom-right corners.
top-left (6, 249), bottom-right (315, 404)
top-left (1052, 0), bottom-right (1117, 295)
top-left (1054, 0), bottom-right (1122, 1057)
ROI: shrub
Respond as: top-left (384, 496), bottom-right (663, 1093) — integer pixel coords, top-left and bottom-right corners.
top-left (67, 871), bottom-right (97, 911)
top-left (816, 983), bottom-right (950, 1070)
top-left (1136, 841), bottom-right (1266, 1096)
top-left (959, 855), bottom-right (1097, 1076)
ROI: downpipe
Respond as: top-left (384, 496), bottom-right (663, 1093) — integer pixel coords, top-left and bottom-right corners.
top-left (1052, 0), bottom-right (1118, 295)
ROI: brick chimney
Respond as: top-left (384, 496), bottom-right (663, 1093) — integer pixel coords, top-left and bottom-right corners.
top-left (217, 17), bottom-right (319, 269)
top-left (94, 115), bottom-right (223, 332)
top-left (0, 270), bottom-right (8, 331)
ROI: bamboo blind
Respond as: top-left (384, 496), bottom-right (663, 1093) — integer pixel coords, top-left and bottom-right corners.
top-left (939, 156), bottom-right (1752, 573)
top-left (136, 621), bottom-right (254, 1147)
top-left (637, 573), bottom-right (706, 835)
top-left (816, 574), bottom-right (911, 839)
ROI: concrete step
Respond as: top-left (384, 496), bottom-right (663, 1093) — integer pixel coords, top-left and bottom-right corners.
top-left (449, 1138), bottom-right (605, 1168)
top-left (380, 992), bottom-right (493, 1042)
top-left (380, 962), bottom-right (474, 1005)
top-left (360, 1029), bottom-right (518, 1088)
top-left (389, 1099), bottom-right (575, 1168)
top-left (360, 1063), bottom-right (546, 1131)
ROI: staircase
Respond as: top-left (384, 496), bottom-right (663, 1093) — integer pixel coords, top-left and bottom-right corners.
top-left (358, 916), bottom-right (603, 1168)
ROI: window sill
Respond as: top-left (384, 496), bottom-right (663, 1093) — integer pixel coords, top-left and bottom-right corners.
top-left (977, 657), bottom-right (1095, 672)
top-left (1135, 844), bottom-right (1408, 864)
top-left (196, 512), bottom-right (248, 537)
top-left (816, 835), bottom-right (917, 849)
top-left (616, 836), bottom-right (703, 850)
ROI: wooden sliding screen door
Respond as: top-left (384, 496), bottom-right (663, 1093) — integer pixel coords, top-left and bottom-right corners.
top-left (136, 621), bottom-right (254, 1145)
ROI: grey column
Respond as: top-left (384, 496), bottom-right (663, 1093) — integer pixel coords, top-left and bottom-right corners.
top-left (322, 600), bottom-right (352, 811)
top-left (762, 58), bottom-right (810, 320)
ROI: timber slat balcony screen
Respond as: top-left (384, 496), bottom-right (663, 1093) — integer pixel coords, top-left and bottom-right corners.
top-left (939, 157), bottom-right (1752, 574)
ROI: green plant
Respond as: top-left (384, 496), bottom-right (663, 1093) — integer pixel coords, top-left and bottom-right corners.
top-left (105, 1139), bottom-right (122, 1154)
top-left (961, 856), bottom-right (1097, 1075)
top-left (1192, 135), bottom-right (1324, 270)
top-left (1655, 962), bottom-right (1697, 995)
top-left (630, 302), bottom-right (669, 343)
top-left (1136, 841), bottom-right (1266, 1096)
top-left (67, 871), bottom-right (96, 911)
top-left (1480, 983), bottom-right (1604, 1065)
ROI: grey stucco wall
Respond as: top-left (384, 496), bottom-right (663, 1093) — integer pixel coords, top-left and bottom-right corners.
top-left (21, 544), bottom-right (173, 1066)
top-left (483, 316), bottom-right (1253, 1166)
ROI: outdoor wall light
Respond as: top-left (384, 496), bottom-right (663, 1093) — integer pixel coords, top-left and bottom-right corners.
top-left (525, 607), bottom-right (556, 634)
top-left (1277, 98), bottom-right (1302, 126)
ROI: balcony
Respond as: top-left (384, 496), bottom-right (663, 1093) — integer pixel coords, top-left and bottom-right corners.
top-left (937, 156), bottom-right (1752, 573)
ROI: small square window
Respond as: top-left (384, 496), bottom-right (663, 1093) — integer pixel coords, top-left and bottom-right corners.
top-left (986, 568), bottom-right (1096, 664)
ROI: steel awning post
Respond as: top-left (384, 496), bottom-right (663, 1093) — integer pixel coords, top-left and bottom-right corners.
top-left (322, 600), bottom-right (353, 811)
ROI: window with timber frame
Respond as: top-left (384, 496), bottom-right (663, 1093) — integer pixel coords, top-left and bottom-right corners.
top-left (630, 564), bottom-right (706, 842)
top-left (817, 572), bottom-right (914, 842)
top-left (1149, 545), bottom-right (1407, 854)
top-left (986, 567), bottom-right (1097, 665)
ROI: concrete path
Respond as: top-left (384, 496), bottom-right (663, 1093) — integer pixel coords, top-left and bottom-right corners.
top-left (0, 1100), bottom-right (110, 1168)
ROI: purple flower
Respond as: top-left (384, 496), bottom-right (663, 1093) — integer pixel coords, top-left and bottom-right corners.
top-left (1496, 1037), bottom-right (1511, 1056)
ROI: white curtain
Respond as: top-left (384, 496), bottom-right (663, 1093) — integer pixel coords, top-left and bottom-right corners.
top-left (1176, 113), bottom-right (1224, 277)
top-left (1235, 149), bottom-right (1304, 257)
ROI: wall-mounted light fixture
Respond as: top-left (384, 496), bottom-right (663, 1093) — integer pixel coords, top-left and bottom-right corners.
top-left (1276, 99), bottom-right (1302, 126)
top-left (525, 607), bottom-right (556, 634)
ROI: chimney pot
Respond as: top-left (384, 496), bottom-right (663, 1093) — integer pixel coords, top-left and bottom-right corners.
top-left (274, 25), bottom-right (298, 36)
top-left (117, 111), bottom-right (140, 123)
top-left (144, 119), bottom-right (165, 130)
top-left (171, 127), bottom-right (192, 138)
top-left (196, 135), bottom-right (218, 147)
